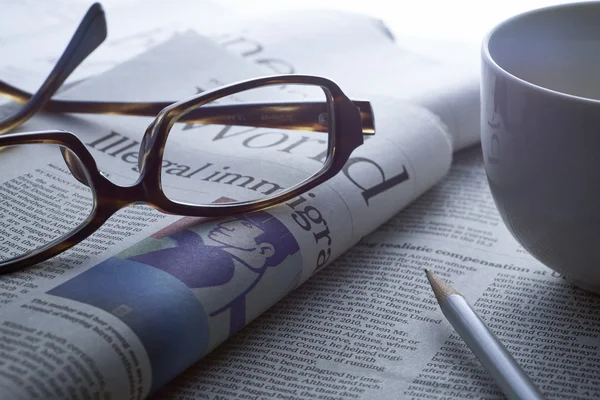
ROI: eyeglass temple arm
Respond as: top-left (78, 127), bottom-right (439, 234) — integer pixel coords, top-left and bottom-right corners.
top-left (0, 83), bottom-right (375, 135)
top-left (0, 3), bottom-right (107, 135)
top-left (192, 101), bottom-right (375, 134)
top-left (183, 101), bottom-right (375, 134)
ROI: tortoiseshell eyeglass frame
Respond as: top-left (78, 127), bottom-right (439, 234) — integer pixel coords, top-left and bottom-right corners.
top-left (0, 3), bottom-right (375, 274)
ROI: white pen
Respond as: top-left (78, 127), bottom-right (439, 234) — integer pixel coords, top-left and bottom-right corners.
top-left (425, 269), bottom-right (547, 400)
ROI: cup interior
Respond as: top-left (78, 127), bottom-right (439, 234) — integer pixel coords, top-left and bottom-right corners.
top-left (488, 3), bottom-right (600, 100)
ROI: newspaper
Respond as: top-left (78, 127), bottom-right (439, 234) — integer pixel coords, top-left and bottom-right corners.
top-left (207, 9), bottom-right (480, 150)
top-left (0, 0), bottom-right (236, 92)
top-left (158, 147), bottom-right (600, 400)
top-left (2, 5), bottom-right (597, 400)
top-left (0, 1), bottom-right (479, 151)
top-left (0, 25), bottom-right (452, 398)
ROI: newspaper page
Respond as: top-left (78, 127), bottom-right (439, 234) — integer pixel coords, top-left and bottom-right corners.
top-left (207, 9), bottom-right (481, 151)
top-left (158, 148), bottom-right (600, 400)
top-left (0, 0), bottom-right (235, 93)
top-left (0, 29), bottom-right (452, 399)
top-left (0, 2), bottom-right (480, 152)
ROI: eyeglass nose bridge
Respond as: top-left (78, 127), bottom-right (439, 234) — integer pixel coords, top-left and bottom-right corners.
top-left (60, 146), bottom-right (153, 212)
top-left (136, 115), bottom-right (169, 176)
top-left (60, 147), bottom-right (90, 186)
top-left (93, 176), bottom-right (155, 216)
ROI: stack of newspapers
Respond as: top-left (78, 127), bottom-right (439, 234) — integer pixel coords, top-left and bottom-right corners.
top-left (1, 1), bottom-right (597, 399)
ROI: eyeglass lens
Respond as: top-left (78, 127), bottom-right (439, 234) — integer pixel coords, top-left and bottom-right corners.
top-left (0, 144), bottom-right (95, 262)
top-left (162, 83), bottom-right (331, 206)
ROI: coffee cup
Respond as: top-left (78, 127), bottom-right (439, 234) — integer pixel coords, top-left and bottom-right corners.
top-left (481, 2), bottom-right (600, 293)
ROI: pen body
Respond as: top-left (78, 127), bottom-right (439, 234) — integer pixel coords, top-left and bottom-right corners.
top-left (441, 294), bottom-right (546, 400)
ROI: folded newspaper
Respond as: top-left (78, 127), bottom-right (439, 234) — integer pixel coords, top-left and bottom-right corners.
top-left (1, 4), bottom-right (599, 400)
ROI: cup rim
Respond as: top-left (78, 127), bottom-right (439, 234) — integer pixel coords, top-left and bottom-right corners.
top-left (481, 1), bottom-right (600, 106)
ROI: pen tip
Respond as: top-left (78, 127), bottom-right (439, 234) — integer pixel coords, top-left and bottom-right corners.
top-left (424, 269), bottom-right (461, 304)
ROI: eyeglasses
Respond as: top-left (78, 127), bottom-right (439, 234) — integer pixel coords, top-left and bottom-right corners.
top-left (0, 3), bottom-right (375, 274)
